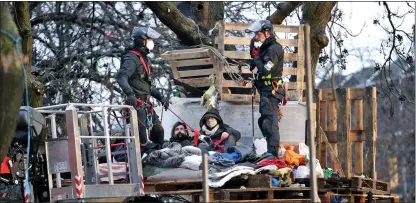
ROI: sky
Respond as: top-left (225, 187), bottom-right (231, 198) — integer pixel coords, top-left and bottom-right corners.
top-left (323, 2), bottom-right (414, 75)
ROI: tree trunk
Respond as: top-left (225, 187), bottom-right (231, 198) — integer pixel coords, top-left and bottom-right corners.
top-left (301, 2), bottom-right (337, 87)
top-left (13, 1), bottom-right (44, 108)
top-left (0, 2), bottom-right (25, 161)
top-left (146, 2), bottom-right (224, 46)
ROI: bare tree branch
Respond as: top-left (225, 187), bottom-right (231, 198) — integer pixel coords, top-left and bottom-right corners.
top-left (269, 2), bottom-right (303, 24)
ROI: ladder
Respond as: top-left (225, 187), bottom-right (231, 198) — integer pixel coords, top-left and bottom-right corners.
top-left (36, 103), bottom-right (144, 202)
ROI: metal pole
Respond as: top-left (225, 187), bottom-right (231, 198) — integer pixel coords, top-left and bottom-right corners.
top-left (102, 107), bottom-right (114, 184)
top-left (50, 114), bottom-right (62, 188)
top-left (202, 153), bottom-right (209, 202)
top-left (304, 24), bottom-right (318, 202)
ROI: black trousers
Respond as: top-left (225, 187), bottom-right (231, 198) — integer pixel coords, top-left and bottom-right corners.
top-left (258, 95), bottom-right (280, 156)
top-left (136, 107), bottom-right (164, 147)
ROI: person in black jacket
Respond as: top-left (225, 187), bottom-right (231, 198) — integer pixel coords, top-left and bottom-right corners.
top-left (116, 27), bottom-right (169, 150)
top-left (198, 109), bottom-right (241, 152)
top-left (170, 122), bottom-right (194, 147)
top-left (245, 20), bottom-right (285, 156)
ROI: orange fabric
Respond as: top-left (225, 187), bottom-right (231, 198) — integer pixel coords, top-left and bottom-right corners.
top-left (1, 156), bottom-right (11, 174)
top-left (283, 146), bottom-right (306, 166)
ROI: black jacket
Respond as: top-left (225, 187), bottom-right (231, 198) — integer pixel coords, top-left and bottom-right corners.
top-left (116, 49), bottom-right (164, 102)
top-left (199, 109), bottom-right (241, 141)
top-left (250, 36), bottom-right (284, 98)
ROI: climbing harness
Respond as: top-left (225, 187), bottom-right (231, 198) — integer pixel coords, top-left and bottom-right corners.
top-left (1, 29), bottom-right (32, 202)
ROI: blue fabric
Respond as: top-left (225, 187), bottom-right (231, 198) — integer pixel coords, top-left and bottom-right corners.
top-left (272, 178), bottom-right (279, 187)
top-left (226, 145), bottom-right (253, 163)
top-left (213, 152), bottom-right (240, 162)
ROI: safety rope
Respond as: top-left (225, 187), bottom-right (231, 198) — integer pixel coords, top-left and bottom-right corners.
top-left (166, 107), bottom-right (197, 132)
top-left (1, 29), bottom-right (32, 199)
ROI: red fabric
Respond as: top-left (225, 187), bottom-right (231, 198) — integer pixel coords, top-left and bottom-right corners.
top-left (193, 130), bottom-right (200, 146)
top-left (255, 158), bottom-right (288, 169)
top-left (251, 48), bottom-right (260, 57)
top-left (213, 139), bottom-right (225, 153)
top-left (129, 50), bottom-right (151, 75)
top-left (1, 156), bottom-right (11, 174)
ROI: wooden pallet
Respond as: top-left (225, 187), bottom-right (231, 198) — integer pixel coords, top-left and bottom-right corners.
top-left (316, 87), bottom-right (377, 179)
top-left (214, 187), bottom-right (310, 202)
top-left (319, 192), bottom-right (399, 203)
top-left (317, 177), bottom-right (390, 195)
top-left (215, 22), bottom-right (306, 103)
top-left (160, 48), bottom-right (219, 90)
top-left (144, 178), bottom-right (203, 194)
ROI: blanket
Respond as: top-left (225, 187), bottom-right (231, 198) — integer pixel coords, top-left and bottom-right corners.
top-left (142, 142), bottom-right (201, 168)
top-left (208, 165), bottom-right (277, 188)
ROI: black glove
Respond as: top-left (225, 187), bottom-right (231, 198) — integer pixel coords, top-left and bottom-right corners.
top-left (126, 95), bottom-right (138, 108)
top-left (250, 56), bottom-right (261, 72)
top-left (161, 98), bottom-right (169, 111)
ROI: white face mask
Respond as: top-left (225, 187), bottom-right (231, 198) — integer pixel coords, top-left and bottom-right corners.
top-left (145, 39), bottom-right (154, 51)
top-left (254, 41), bottom-right (262, 48)
top-left (206, 118), bottom-right (218, 128)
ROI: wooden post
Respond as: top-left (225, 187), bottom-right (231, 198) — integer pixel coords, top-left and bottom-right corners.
top-left (354, 97), bottom-right (364, 175)
top-left (364, 86), bottom-right (377, 180)
top-left (317, 90), bottom-right (328, 167)
top-left (217, 21), bottom-right (225, 55)
top-left (297, 24), bottom-right (305, 102)
top-left (336, 88), bottom-right (352, 177)
top-left (327, 100), bottom-right (337, 170)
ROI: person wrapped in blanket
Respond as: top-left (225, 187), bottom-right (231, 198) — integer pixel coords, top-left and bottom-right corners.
top-left (196, 109), bottom-right (241, 153)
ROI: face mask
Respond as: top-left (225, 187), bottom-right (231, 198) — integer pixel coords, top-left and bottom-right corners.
top-left (254, 41), bottom-right (262, 48)
top-left (145, 39), bottom-right (154, 51)
top-left (206, 118), bottom-right (218, 128)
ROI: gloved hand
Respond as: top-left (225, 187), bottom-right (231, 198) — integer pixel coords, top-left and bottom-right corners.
top-left (126, 95), bottom-right (138, 108)
top-left (161, 97), bottom-right (169, 111)
top-left (250, 56), bottom-right (261, 72)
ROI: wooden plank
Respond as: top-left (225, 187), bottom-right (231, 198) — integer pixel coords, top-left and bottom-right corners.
top-left (144, 178), bottom-right (201, 185)
top-left (327, 100), bottom-right (337, 170)
top-left (160, 49), bottom-right (209, 61)
top-left (178, 69), bottom-right (213, 77)
top-left (146, 189), bottom-right (203, 195)
top-left (221, 93), bottom-right (260, 103)
top-left (363, 86), bottom-right (377, 180)
top-left (354, 99), bottom-right (364, 175)
top-left (222, 187), bottom-right (310, 192)
top-left (224, 51), bottom-right (297, 61)
top-left (218, 37), bottom-right (298, 47)
top-left (336, 88), bottom-right (352, 177)
top-left (222, 80), bottom-right (252, 88)
top-left (161, 48), bottom-right (209, 55)
top-left (350, 88), bottom-right (366, 100)
top-left (320, 87), bottom-right (367, 101)
top-left (247, 174), bottom-right (272, 188)
top-left (319, 91), bottom-right (327, 167)
top-left (218, 21), bottom-right (225, 54)
top-left (172, 58), bottom-right (213, 67)
top-left (224, 22), bottom-right (299, 33)
top-left (224, 66), bottom-right (298, 75)
top-left (180, 78), bottom-right (211, 87)
top-left (324, 130), bottom-right (366, 142)
top-left (296, 24), bottom-right (305, 101)
top-left (319, 126), bottom-right (345, 177)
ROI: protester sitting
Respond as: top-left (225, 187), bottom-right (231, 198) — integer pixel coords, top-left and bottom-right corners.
top-left (169, 121), bottom-right (194, 147)
top-left (197, 109), bottom-right (241, 152)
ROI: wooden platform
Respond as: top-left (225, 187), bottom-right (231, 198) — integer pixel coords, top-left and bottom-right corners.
top-left (319, 192), bottom-right (399, 203)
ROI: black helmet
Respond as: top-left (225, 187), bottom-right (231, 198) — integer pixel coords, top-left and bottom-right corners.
top-left (130, 26), bottom-right (161, 40)
top-left (245, 20), bottom-right (273, 33)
